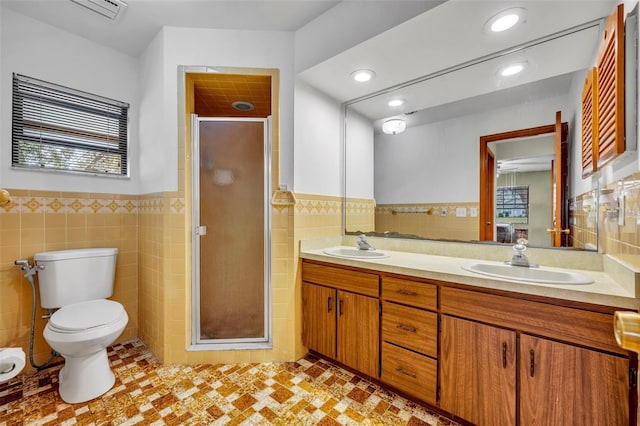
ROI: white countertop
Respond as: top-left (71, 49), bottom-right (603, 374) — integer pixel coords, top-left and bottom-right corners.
top-left (300, 244), bottom-right (640, 309)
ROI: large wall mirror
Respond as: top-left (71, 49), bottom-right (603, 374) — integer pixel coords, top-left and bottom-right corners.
top-left (319, 1), bottom-right (632, 251)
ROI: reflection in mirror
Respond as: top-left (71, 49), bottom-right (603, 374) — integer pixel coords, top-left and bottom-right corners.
top-left (343, 3), bottom-right (616, 251)
top-left (478, 119), bottom-right (568, 250)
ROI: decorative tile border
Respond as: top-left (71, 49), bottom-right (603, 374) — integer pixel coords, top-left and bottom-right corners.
top-left (138, 198), bottom-right (164, 214)
top-left (0, 193), bottom-right (187, 215)
top-left (1, 196), bottom-right (139, 214)
top-left (346, 199), bottom-right (376, 215)
top-left (376, 202), bottom-right (478, 216)
top-left (294, 193), bottom-right (342, 215)
top-left (170, 198), bottom-right (186, 214)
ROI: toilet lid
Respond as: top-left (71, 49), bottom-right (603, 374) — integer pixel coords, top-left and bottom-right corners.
top-left (49, 300), bottom-right (125, 331)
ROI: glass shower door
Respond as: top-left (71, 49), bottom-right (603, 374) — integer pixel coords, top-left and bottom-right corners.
top-left (192, 116), bottom-right (271, 347)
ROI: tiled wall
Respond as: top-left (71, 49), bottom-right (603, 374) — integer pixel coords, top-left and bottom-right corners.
top-left (375, 202), bottom-right (479, 241)
top-left (0, 190), bottom-right (138, 371)
top-left (568, 171), bottom-right (640, 267)
top-left (598, 172), bottom-right (640, 268)
top-left (569, 192), bottom-right (598, 250)
top-left (345, 198), bottom-right (376, 233)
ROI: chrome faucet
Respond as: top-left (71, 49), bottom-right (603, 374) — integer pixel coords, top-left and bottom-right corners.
top-left (505, 240), bottom-right (538, 268)
top-left (356, 235), bottom-right (374, 251)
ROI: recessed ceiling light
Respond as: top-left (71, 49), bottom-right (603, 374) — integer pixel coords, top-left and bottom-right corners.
top-left (485, 8), bottom-right (526, 33)
top-left (232, 101), bottom-right (255, 111)
top-left (382, 118), bottom-right (406, 135)
top-left (388, 98), bottom-right (406, 107)
top-left (351, 69), bottom-right (376, 83)
top-left (499, 62), bottom-right (527, 77)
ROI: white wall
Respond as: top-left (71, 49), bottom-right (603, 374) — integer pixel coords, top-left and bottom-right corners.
top-left (293, 80), bottom-right (343, 196)
top-left (0, 8), bottom-right (140, 194)
top-left (345, 108), bottom-right (374, 199)
top-left (374, 93), bottom-right (570, 204)
top-left (138, 26), bottom-right (295, 194)
top-left (138, 30), bottom-right (167, 195)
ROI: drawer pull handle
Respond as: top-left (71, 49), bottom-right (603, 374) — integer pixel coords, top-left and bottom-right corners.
top-left (397, 289), bottom-right (418, 296)
top-left (395, 367), bottom-right (417, 379)
top-left (396, 323), bottom-right (417, 333)
top-left (502, 342), bottom-right (508, 368)
top-left (339, 300), bottom-right (344, 316)
top-left (529, 350), bottom-right (535, 377)
top-left (327, 297), bottom-right (332, 313)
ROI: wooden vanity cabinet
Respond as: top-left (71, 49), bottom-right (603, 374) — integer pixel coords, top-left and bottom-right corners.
top-left (301, 282), bottom-right (336, 359)
top-left (440, 316), bottom-right (517, 425)
top-left (302, 260), bottom-right (635, 424)
top-left (301, 262), bottom-right (379, 378)
top-left (380, 276), bottom-right (439, 403)
top-left (440, 286), bottom-right (632, 426)
top-left (520, 334), bottom-right (629, 425)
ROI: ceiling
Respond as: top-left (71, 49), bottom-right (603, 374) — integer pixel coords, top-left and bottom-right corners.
top-left (2, 0), bottom-right (618, 127)
top-left (191, 74), bottom-right (272, 118)
top-left (298, 1), bottom-right (615, 106)
top-left (0, 0), bottom-right (341, 57)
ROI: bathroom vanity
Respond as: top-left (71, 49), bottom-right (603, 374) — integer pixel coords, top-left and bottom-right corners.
top-left (301, 241), bottom-right (639, 425)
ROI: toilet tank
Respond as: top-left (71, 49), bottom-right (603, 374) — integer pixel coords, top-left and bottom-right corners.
top-left (34, 248), bottom-right (118, 309)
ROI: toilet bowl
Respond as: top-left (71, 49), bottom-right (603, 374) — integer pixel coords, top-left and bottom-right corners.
top-left (44, 299), bottom-right (128, 403)
top-left (34, 248), bottom-right (127, 404)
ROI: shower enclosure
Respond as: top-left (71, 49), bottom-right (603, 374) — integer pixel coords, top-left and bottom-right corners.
top-left (191, 115), bottom-right (271, 349)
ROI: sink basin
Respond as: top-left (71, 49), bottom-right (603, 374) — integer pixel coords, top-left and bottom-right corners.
top-left (462, 261), bottom-right (593, 285)
top-left (322, 247), bottom-right (390, 259)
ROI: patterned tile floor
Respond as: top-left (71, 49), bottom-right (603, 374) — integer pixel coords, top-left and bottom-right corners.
top-left (0, 339), bottom-right (459, 425)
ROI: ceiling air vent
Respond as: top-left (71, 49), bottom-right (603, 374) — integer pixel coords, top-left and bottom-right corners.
top-left (70, 0), bottom-right (128, 21)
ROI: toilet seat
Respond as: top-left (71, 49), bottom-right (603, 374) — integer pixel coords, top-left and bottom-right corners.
top-left (48, 300), bottom-right (125, 333)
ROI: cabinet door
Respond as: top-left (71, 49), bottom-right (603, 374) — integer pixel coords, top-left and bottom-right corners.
top-left (337, 291), bottom-right (379, 378)
top-left (440, 316), bottom-right (516, 426)
top-left (520, 334), bottom-right (629, 425)
top-left (596, 4), bottom-right (625, 168)
top-left (302, 282), bottom-right (336, 359)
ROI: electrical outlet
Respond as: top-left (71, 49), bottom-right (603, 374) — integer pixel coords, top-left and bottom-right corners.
top-left (470, 207), bottom-right (478, 217)
top-left (456, 207), bottom-right (467, 217)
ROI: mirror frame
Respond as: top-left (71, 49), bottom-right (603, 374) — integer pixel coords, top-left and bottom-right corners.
top-left (479, 113), bottom-right (569, 247)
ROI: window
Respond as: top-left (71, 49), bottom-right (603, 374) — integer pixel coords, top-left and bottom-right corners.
top-left (12, 73), bottom-right (129, 177)
top-left (496, 185), bottom-right (529, 222)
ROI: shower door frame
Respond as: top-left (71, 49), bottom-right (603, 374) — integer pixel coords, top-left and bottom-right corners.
top-left (190, 114), bottom-right (272, 350)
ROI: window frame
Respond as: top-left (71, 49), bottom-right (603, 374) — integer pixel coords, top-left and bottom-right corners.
top-left (496, 184), bottom-right (529, 223)
top-left (11, 73), bottom-right (130, 178)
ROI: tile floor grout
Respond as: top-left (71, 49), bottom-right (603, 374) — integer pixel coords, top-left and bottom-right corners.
top-left (0, 339), bottom-right (459, 425)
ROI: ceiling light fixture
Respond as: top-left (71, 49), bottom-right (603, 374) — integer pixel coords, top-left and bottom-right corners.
top-left (485, 8), bottom-right (526, 33)
top-left (499, 62), bottom-right (527, 77)
top-left (388, 98), bottom-right (406, 107)
top-left (232, 101), bottom-right (255, 111)
top-left (382, 118), bottom-right (406, 135)
top-left (351, 69), bottom-right (376, 83)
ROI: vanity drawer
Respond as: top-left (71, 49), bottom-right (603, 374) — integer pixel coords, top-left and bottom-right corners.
top-left (381, 342), bottom-right (437, 404)
top-left (382, 302), bottom-right (437, 357)
top-left (381, 276), bottom-right (437, 310)
top-left (302, 262), bottom-right (379, 297)
top-left (440, 287), bottom-right (626, 355)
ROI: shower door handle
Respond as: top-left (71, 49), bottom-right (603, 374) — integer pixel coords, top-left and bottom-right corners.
top-left (196, 225), bottom-right (207, 236)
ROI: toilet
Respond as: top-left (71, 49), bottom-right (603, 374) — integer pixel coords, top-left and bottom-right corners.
top-left (34, 248), bottom-right (128, 404)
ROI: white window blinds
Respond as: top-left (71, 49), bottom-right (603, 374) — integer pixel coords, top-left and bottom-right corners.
top-left (12, 73), bottom-right (129, 177)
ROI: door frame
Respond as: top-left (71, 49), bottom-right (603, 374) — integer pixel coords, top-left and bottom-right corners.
top-left (479, 113), bottom-right (568, 245)
top-left (190, 115), bottom-right (273, 350)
